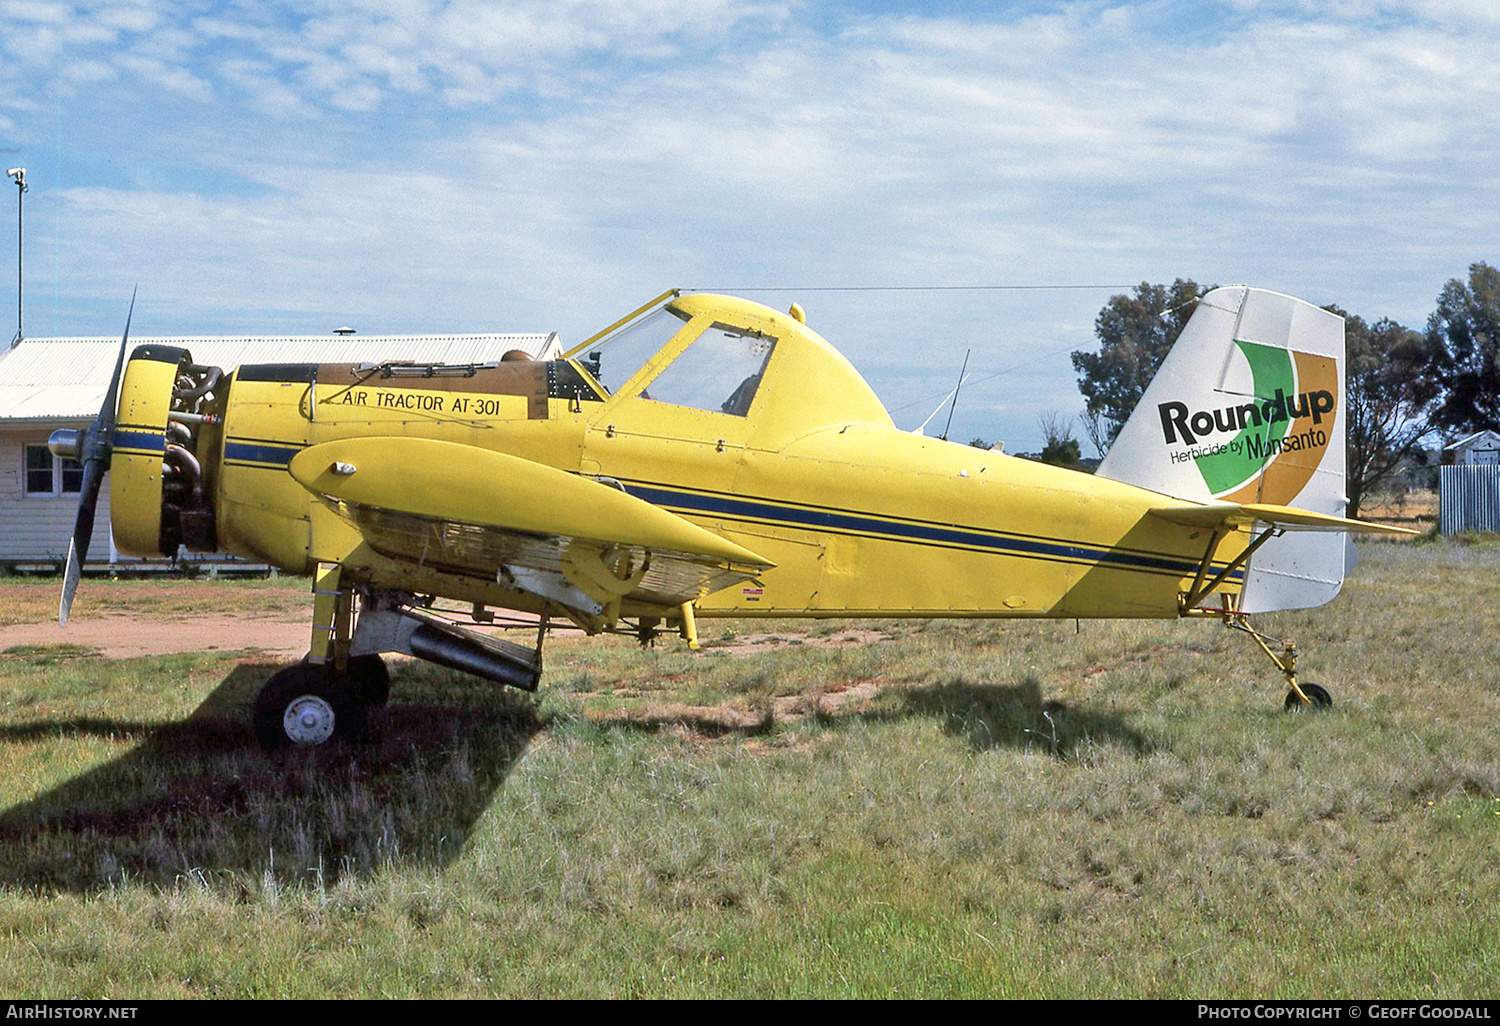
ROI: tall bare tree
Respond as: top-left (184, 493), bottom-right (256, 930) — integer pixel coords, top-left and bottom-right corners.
top-left (1037, 412), bottom-right (1081, 469)
top-left (1335, 308), bottom-right (1434, 519)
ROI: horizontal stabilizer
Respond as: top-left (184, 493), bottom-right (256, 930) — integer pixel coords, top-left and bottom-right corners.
top-left (1150, 501), bottom-right (1418, 536)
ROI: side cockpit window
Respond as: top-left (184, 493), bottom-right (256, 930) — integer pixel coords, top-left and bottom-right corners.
top-left (639, 323), bottom-right (776, 417)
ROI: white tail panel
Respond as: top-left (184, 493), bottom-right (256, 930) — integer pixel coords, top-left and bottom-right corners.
top-left (1096, 287), bottom-right (1348, 612)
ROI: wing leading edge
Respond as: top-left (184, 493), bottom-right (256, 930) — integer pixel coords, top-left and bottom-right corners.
top-left (287, 437), bottom-right (773, 619)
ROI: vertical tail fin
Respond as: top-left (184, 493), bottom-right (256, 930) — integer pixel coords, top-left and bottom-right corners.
top-left (1095, 286), bottom-right (1348, 612)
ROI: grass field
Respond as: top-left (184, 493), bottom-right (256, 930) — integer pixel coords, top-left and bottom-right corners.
top-left (0, 538), bottom-right (1496, 998)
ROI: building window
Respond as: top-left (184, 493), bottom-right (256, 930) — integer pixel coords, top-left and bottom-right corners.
top-left (23, 444), bottom-right (83, 496)
top-left (61, 457), bottom-right (84, 493)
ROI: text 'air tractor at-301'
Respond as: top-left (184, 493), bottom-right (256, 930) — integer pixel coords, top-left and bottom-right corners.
top-left (50, 285), bottom-right (1413, 747)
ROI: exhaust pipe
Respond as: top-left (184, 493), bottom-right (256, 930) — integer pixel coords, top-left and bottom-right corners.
top-left (408, 622), bottom-right (540, 692)
top-left (351, 599), bottom-right (541, 692)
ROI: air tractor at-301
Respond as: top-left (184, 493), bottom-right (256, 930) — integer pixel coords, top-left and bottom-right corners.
top-left (51, 286), bottom-right (1412, 748)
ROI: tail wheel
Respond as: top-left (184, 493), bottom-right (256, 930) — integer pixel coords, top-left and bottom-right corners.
top-left (253, 663), bottom-right (368, 749)
top-left (1284, 682), bottom-right (1333, 712)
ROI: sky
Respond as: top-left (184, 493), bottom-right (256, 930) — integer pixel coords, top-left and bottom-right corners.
top-left (0, 0), bottom-right (1496, 453)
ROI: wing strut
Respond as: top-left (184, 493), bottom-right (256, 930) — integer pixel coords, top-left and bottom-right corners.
top-left (678, 601), bottom-right (700, 651)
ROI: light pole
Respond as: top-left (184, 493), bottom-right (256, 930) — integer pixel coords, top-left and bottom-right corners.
top-left (6, 167), bottom-right (24, 347)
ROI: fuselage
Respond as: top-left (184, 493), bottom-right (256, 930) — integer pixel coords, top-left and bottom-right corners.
top-left (109, 294), bottom-right (1246, 623)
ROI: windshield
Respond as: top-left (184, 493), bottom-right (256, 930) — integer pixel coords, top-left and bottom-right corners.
top-left (582, 305), bottom-right (691, 394)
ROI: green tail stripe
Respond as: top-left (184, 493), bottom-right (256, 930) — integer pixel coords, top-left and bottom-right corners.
top-left (1194, 340), bottom-right (1294, 495)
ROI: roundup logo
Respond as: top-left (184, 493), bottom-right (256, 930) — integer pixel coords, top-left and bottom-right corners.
top-left (1155, 339), bottom-right (1338, 504)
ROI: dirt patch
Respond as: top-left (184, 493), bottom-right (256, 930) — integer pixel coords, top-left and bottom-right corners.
top-left (1360, 490), bottom-right (1438, 534)
top-left (582, 677), bottom-right (886, 743)
top-left (711, 627), bottom-right (900, 657)
top-left (0, 614), bottom-right (310, 660)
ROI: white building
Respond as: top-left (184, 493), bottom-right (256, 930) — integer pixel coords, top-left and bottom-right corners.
top-left (1442, 430), bottom-right (1500, 467)
top-left (0, 331), bottom-right (561, 570)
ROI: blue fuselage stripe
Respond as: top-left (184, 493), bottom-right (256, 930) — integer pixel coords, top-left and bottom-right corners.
top-left (224, 440), bottom-right (302, 467)
top-left (624, 482), bottom-right (1234, 580)
top-left (204, 433), bottom-right (1236, 582)
top-left (112, 428), bottom-right (165, 454)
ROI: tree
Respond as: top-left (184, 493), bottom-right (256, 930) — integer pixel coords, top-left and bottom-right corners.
top-left (1037, 412), bottom-right (1081, 469)
top-left (1335, 308), bottom-right (1433, 519)
top-left (1071, 279), bottom-right (1207, 455)
top-left (1423, 262), bottom-right (1500, 436)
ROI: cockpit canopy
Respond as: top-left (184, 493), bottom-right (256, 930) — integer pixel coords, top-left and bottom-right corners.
top-left (585, 304), bottom-right (774, 417)
top-left (572, 293), bottom-right (893, 442)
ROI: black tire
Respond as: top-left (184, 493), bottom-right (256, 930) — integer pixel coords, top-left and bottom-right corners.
top-left (1284, 682), bottom-right (1333, 712)
top-left (347, 653), bottom-right (391, 706)
top-left (252, 663), bottom-right (368, 749)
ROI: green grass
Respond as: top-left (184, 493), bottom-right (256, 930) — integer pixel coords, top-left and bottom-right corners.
top-left (0, 543), bottom-right (1495, 997)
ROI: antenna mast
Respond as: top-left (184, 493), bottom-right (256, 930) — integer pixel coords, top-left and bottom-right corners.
top-left (939, 349), bottom-right (970, 442)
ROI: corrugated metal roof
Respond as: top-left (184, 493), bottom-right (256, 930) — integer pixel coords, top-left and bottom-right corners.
top-left (1443, 430), bottom-right (1500, 453)
top-left (0, 332), bottom-right (562, 421)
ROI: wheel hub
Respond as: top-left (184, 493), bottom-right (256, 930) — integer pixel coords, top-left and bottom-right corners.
top-left (283, 693), bottom-right (336, 745)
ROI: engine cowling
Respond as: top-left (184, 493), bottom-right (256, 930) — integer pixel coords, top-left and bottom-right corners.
top-left (110, 345), bottom-right (224, 556)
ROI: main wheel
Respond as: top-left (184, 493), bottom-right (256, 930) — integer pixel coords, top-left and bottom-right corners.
top-left (253, 663), bottom-right (368, 748)
top-left (347, 653), bottom-right (391, 706)
top-left (1284, 682), bottom-right (1333, 712)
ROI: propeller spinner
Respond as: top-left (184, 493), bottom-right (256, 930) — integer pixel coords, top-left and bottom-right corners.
top-left (48, 289), bottom-right (137, 626)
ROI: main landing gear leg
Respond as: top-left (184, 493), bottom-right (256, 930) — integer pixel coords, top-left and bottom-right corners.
top-left (252, 563), bottom-right (384, 748)
top-left (1224, 613), bottom-right (1333, 712)
top-left (677, 601), bottom-right (700, 651)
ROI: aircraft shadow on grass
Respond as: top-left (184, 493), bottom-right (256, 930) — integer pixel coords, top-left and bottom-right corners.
top-left (0, 659), bottom-right (544, 894)
top-left (566, 674), bottom-right (1151, 758)
top-left (895, 678), bottom-right (1153, 757)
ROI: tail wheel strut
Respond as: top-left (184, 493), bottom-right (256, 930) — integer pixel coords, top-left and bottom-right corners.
top-left (1224, 613), bottom-right (1333, 712)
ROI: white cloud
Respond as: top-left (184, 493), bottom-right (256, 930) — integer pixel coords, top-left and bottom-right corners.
top-left (217, 58), bottom-right (318, 119)
top-left (115, 54), bottom-right (215, 102)
top-left (0, 0), bottom-right (792, 121)
top-left (60, 57), bottom-right (116, 85)
top-left (96, 4), bottom-right (157, 33)
top-left (2, 0), bottom-right (69, 24)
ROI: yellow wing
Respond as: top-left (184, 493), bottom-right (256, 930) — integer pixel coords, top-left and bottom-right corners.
top-left (287, 437), bottom-right (773, 616)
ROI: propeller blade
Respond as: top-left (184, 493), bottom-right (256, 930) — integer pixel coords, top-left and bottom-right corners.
top-left (59, 539), bottom-right (81, 628)
top-left (59, 457), bottom-right (107, 625)
top-left (95, 287), bottom-right (136, 436)
top-left (58, 289), bottom-right (138, 627)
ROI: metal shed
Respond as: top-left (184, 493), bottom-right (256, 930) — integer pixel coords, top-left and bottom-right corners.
top-left (1438, 431), bottom-right (1500, 534)
top-left (1442, 430), bottom-right (1500, 467)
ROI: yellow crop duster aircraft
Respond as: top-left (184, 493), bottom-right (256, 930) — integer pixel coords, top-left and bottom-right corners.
top-left (51, 286), bottom-right (1411, 747)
